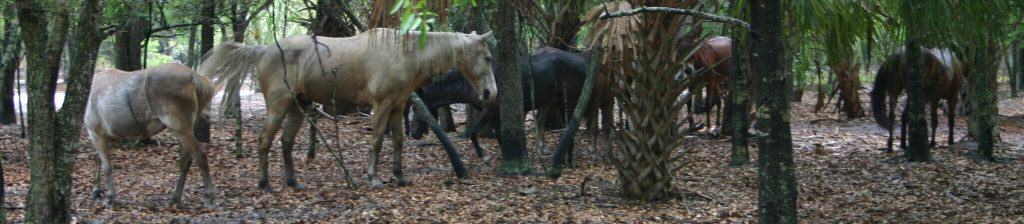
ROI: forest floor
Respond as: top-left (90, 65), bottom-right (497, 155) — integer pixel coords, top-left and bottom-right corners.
top-left (1, 84), bottom-right (1023, 223)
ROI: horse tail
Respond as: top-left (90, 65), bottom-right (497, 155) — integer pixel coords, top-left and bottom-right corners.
top-left (196, 42), bottom-right (268, 93)
top-left (870, 59), bottom-right (894, 130)
top-left (192, 74), bottom-right (216, 117)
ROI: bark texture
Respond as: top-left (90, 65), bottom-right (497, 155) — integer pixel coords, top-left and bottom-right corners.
top-left (728, 0), bottom-right (751, 167)
top-left (494, 0), bottom-right (530, 175)
top-left (750, 0), bottom-right (798, 222)
top-left (901, 0), bottom-right (930, 162)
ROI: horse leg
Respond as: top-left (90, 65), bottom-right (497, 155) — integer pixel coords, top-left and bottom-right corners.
top-left (279, 107), bottom-right (305, 190)
top-left (87, 130), bottom-right (111, 203)
top-left (257, 98), bottom-right (291, 192)
top-left (887, 94), bottom-right (897, 151)
top-left (900, 108), bottom-right (908, 149)
top-left (170, 140), bottom-right (192, 208)
top-left (947, 97), bottom-right (958, 145)
top-left (172, 128), bottom-right (217, 208)
top-left (388, 108), bottom-right (411, 186)
top-left (715, 93), bottom-right (724, 136)
top-left (368, 104), bottom-right (393, 189)
top-left (535, 108), bottom-right (548, 155)
top-left (930, 101), bottom-right (939, 147)
top-left (468, 108), bottom-right (495, 161)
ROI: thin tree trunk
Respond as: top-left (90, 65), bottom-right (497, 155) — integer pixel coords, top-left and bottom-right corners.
top-left (1010, 46), bottom-right (1018, 98)
top-left (969, 42), bottom-right (1000, 161)
top-left (902, 0), bottom-right (930, 162)
top-left (1018, 47), bottom-right (1024, 99)
top-left (494, 0), bottom-right (530, 175)
top-left (194, 0), bottom-right (216, 143)
top-left (0, 33), bottom-right (21, 125)
top-left (728, 0), bottom-right (750, 167)
top-left (751, 0), bottom-right (797, 222)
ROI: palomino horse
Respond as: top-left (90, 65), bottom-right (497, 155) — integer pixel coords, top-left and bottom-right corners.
top-left (678, 36), bottom-right (732, 133)
top-left (870, 47), bottom-right (965, 151)
top-left (200, 28), bottom-right (496, 190)
top-left (85, 64), bottom-right (216, 208)
top-left (411, 47), bottom-right (589, 158)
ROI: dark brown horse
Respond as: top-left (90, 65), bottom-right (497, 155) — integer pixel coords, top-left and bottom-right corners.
top-left (85, 64), bottom-right (216, 208)
top-left (678, 36), bottom-right (733, 133)
top-left (871, 47), bottom-right (965, 150)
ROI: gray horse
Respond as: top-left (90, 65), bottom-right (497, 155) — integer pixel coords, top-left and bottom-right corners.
top-left (84, 63), bottom-right (216, 208)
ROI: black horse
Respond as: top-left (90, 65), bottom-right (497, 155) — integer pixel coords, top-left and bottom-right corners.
top-left (408, 47), bottom-right (588, 158)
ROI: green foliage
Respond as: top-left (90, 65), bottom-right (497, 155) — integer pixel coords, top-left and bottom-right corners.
top-left (392, 0), bottom-right (476, 47)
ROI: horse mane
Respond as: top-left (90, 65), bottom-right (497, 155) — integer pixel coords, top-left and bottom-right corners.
top-left (364, 28), bottom-right (484, 79)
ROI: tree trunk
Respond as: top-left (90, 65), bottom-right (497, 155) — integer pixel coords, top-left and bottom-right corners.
top-left (902, 1), bottom-right (930, 162)
top-left (494, 0), bottom-right (530, 175)
top-left (0, 23), bottom-right (21, 125)
top-left (1010, 46), bottom-right (1018, 98)
top-left (312, 0), bottom-right (362, 37)
top-left (16, 0), bottom-right (71, 222)
top-left (113, 18), bottom-right (148, 71)
top-left (832, 60), bottom-right (864, 118)
top-left (370, 0), bottom-right (398, 28)
top-left (968, 42), bottom-right (1000, 161)
top-left (1018, 47), bottom-right (1024, 99)
top-left (751, 0), bottom-right (798, 222)
top-left (728, 0), bottom-right (751, 167)
top-left (194, 0), bottom-right (216, 143)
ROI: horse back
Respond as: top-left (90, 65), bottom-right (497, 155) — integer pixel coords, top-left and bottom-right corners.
top-left (86, 64), bottom-right (206, 139)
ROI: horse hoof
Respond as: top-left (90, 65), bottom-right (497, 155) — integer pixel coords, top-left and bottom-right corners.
top-left (368, 178), bottom-right (385, 190)
top-left (261, 185), bottom-right (276, 193)
top-left (202, 200), bottom-right (219, 209)
top-left (91, 189), bottom-right (104, 200)
top-left (396, 179), bottom-right (412, 187)
top-left (288, 183), bottom-right (306, 191)
top-left (101, 198), bottom-right (115, 208)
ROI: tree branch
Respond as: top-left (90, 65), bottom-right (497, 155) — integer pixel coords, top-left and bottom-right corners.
top-left (145, 22), bottom-right (202, 36)
top-left (244, 0), bottom-right (275, 25)
top-left (334, 0), bottom-right (367, 31)
top-left (599, 6), bottom-right (750, 31)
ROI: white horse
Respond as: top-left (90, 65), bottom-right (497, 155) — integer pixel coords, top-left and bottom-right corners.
top-left (200, 28), bottom-right (497, 190)
top-left (85, 63), bottom-right (216, 208)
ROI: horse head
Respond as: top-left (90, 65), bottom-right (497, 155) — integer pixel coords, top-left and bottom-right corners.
top-left (456, 31), bottom-right (498, 106)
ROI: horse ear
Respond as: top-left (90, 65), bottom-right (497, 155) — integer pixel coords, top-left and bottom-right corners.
top-left (479, 31), bottom-right (493, 40)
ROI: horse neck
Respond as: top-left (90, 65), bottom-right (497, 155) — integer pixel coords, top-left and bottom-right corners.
top-left (421, 71), bottom-right (477, 106)
top-left (407, 32), bottom-right (475, 80)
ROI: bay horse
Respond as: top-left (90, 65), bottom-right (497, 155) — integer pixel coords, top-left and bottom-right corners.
top-left (84, 64), bottom-right (216, 208)
top-left (678, 36), bottom-right (733, 134)
top-left (200, 28), bottom-right (496, 190)
top-left (410, 47), bottom-right (588, 158)
top-left (870, 47), bottom-right (965, 151)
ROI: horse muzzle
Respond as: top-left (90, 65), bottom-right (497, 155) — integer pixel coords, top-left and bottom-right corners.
top-left (480, 89), bottom-right (498, 106)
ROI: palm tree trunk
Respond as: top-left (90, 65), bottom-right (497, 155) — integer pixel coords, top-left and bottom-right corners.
top-left (750, 0), bottom-right (797, 222)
